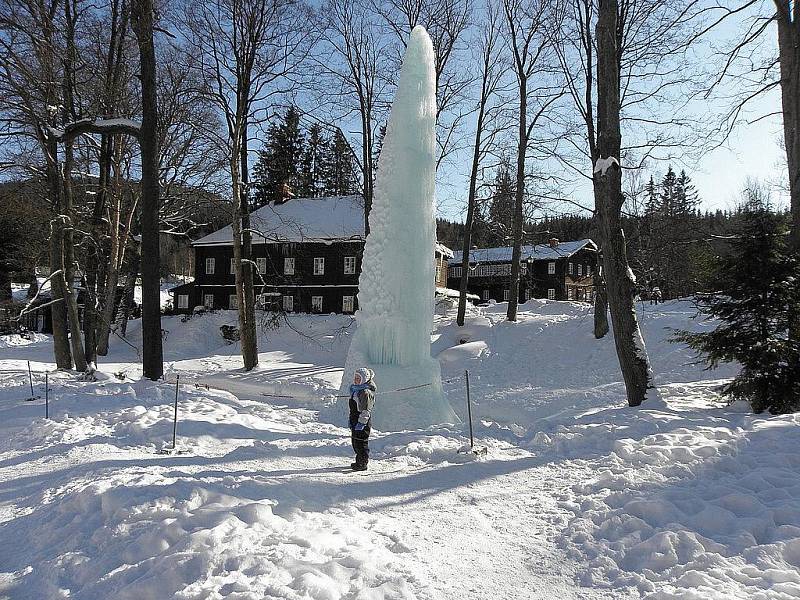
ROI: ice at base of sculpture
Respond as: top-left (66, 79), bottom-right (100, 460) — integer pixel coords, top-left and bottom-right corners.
top-left (339, 25), bottom-right (455, 431)
top-left (340, 345), bottom-right (456, 431)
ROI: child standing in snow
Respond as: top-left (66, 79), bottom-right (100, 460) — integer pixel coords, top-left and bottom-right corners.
top-left (349, 368), bottom-right (376, 471)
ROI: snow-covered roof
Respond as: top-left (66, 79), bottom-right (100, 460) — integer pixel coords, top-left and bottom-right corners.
top-left (436, 243), bottom-right (454, 259)
top-left (193, 195), bottom-right (365, 246)
top-left (451, 239), bottom-right (597, 264)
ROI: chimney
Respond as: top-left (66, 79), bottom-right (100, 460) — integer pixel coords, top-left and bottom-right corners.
top-left (548, 237), bottom-right (559, 249)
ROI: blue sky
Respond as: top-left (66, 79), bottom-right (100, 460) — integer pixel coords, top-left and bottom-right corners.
top-left (432, 3), bottom-right (788, 222)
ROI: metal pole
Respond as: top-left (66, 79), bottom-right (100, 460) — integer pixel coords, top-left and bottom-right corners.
top-left (27, 360), bottom-right (34, 399)
top-left (45, 372), bottom-right (49, 419)
top-left (465, 370), bottom-right (474, 449)
top-left (172, 375), bottom-right (180, 450)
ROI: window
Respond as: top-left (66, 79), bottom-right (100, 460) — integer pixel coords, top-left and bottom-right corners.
top-left (524, 289), bottom-right (531, 301)
top-left (230, 258), bottom-right (235, 275)
top-left (342, 295), bottom-right (354, 313)
top-left (520, 262), bottom-right (527, 274)
top-left (578, 264), bottom-right (583, 277)
top-left (283, 295), bottom-right (293, 312)
top-left (568, 287), bottom-right (575, 300)
top-left (257, 257), bottom-right (266, 274)
top-left (344, 256), bottom-right (356, 274)
top-left (177, 294), bottom-right (189, 309)
top-left (203, 294), bottom-right (214, 308)
top-left (284, 257), bottom-right (295, 275)
top-left (503, 289), bottom-right (509, 302)
top-left (587, 264), bottom-right (592, 276)
top-left (548, 261), bottom-right (556, 275)
top-left (547, 288), bottom-right (556, 300)
top-left (482, 289), bottom-right (490, 301)
top-left (229, 294), bottom-right (239, 310)
top-left (568, 262), bottom-right (573, 275)
top-left (205, 257), bottom-right (215, 275)
top-left (314, 257), bottom-right (325, 275)
top-left (312, 296), bottom-right (323, 313)
top-left (450, 266), bottom-right (463, 278)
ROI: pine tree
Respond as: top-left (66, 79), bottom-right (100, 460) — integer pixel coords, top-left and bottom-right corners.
top-left (674, 196), bottom-right (800, 414)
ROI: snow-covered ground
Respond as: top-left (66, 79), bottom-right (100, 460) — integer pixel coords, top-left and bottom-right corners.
top-left (1, 300), bottom-right (798, 599)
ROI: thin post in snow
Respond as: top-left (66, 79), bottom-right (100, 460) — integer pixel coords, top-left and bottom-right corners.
top-left (171, 375), bottom-right (180, 451)
top-left (27, 361), bottom-right (35, 401)
top-left (465, 369), bottom-right (474, 449)
top-left (45, 372), bottom-right (49, 419)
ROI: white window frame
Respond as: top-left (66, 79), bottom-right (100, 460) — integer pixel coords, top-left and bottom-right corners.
top-left (284, 257), bottom-right (295, 275)
top-left (205, 257), bottom-right (215, 275)
top-left (344, 256), bottom-right (356, 275)
top-left (283, 295), bottom-right (293, 312)
top-left (524, 289), bottom-right (530, 301)
top-left (203, 294), bottom-right (214, 308)
top-left (482, 289), bottom-right (490, 301)
top-left (230, 258), bottom-right (235, 275)
top-left (547, 288), bottom-right (556, 300)
top-left (503, 289), bottom-right (509, 302)
top-left (311, 295), bottom-right (323, 313)
top-left (548, 261), bottom-right (556, 275)
top-left (177, 294), bottom-right (189, 309)
top-left (568, 262), bottom-right (573, 275)
top-left (568, 287), bottom-right (575, 300)
top-left (256, 257), bottom-right (267, 274)
top-left (229, 294), bottom-right (239, 310)
top-left (313, 257), bottom-right (325, 275)
top-left (578, 264), bottom-right (583, 277)
top-left (342, 295), bottom-right (354, 313)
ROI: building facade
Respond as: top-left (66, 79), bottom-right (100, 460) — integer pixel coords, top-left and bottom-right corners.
top-left (447, 238), bottom-right (598, 304)
top-left (171, 195), bottom-right (452, 315)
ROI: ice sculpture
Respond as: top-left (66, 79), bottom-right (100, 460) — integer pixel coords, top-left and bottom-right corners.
top-left (340, 25), bottom-right (457, 430)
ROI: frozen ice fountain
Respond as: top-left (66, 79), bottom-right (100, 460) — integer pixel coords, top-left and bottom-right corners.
top-left (340, 25), bottom-right (457, 430)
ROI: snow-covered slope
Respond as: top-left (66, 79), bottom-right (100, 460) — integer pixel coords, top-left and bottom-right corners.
top-left (0, 300), bottom-right (797, 599)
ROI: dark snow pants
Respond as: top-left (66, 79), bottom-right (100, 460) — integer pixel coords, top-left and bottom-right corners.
top-left (351, 423), bottom-right (371, 466)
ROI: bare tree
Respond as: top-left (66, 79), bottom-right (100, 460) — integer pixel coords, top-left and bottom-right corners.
top-left (0, 0), bottom-right (76, 368)
top-left (131, 0), bottom-right (164, 379)
top-left (318, 0), bottom-right (388, 234)
top-left (457, 3), bottom-right (506, 326)
top-left (184, 0), bottom-right (313, 370)
top-left (594, 0), bottom-right (653, 406)
top-left (373, 0), bottom-right (475, 169)
top-left (501, 0), bottom-right (564, 322)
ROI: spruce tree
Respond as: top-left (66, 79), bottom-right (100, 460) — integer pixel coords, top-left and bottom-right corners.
top-left (487, 159), bottom-right (515, 245)
top-left (300, 123), bottom-right (328, 197)
top-left (251, 108), bottom-right (305, 206)
top-left (674, 197), bottom-right (800, 414)
top-left (325, 129), bottom-right (358, 196)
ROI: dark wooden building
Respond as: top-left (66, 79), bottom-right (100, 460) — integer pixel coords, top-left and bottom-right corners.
top-left (172, 195), bottom-right (453, 315)
top-left (447, 238), bottom-right (598, 304)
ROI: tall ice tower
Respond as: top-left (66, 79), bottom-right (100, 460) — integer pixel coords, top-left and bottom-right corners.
top-left (340, 25), bottom-right (457, 430)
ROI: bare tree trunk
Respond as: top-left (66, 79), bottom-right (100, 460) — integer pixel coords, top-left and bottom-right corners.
top-left (46, 153), bottom-right (73, 369)
top-left (132, 0), bottom-right (163, 380)
top-left (116, 239), bottom-right (140, 338)
top-left (61, 136), bottom-right (88, 371)
top-left (595, 0), bottom-right (653, 406)
top-left (593, 251), bottom-right (609, 338)
top-left (239, 118), bottom-right (258, 370)
top-left (776, 3), bottom-right (800, 347)
top-left (507, 76), bottom-right (526, 322)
